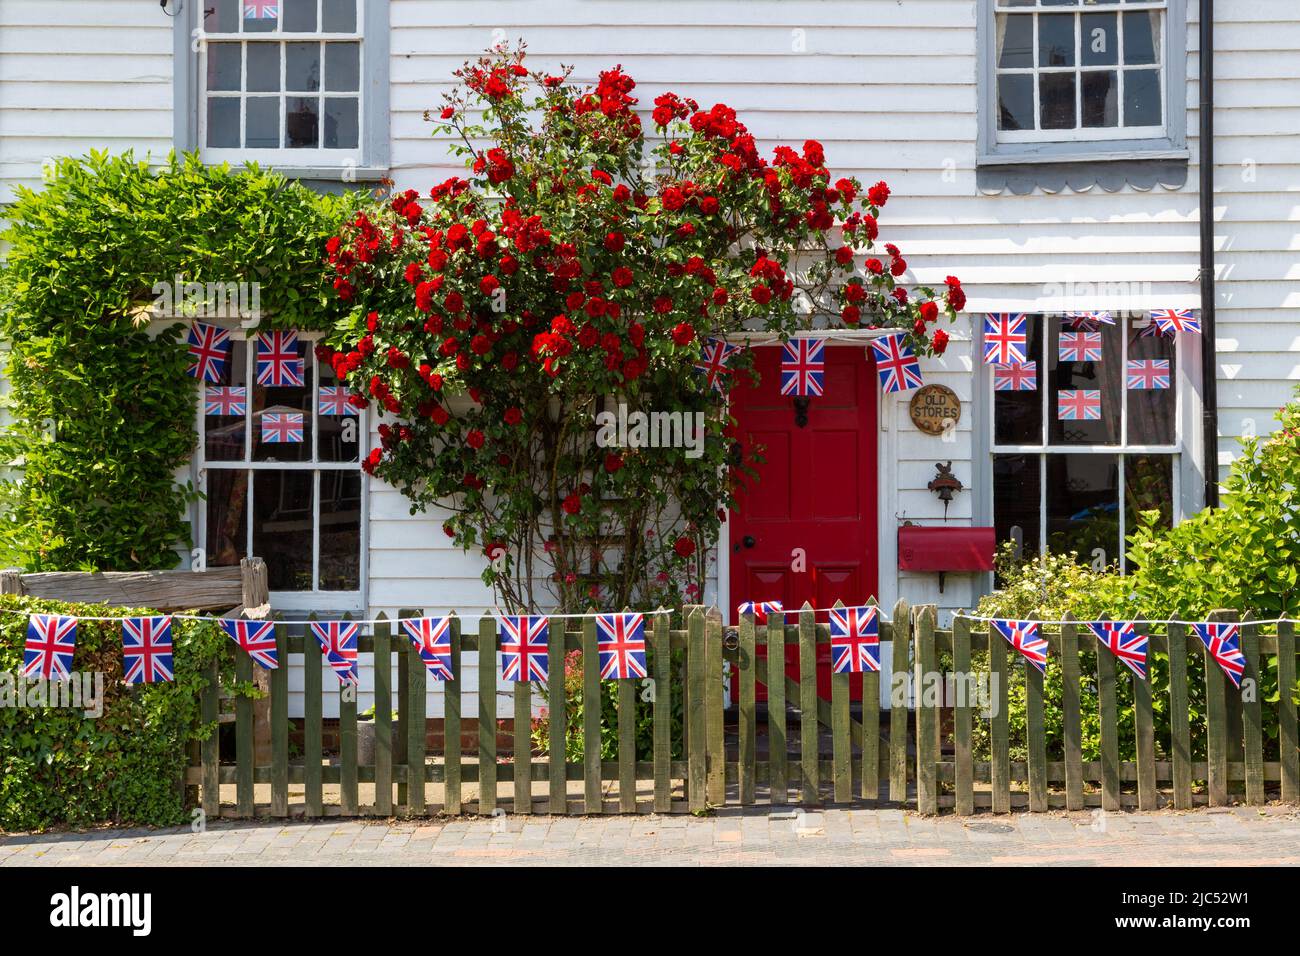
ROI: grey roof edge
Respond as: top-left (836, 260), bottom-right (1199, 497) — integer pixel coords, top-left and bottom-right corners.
top-left (975, 159), bottom-right (1190, 196)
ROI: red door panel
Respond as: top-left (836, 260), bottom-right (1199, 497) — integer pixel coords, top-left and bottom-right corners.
top-left (729, 346), bottom-right (878, 703)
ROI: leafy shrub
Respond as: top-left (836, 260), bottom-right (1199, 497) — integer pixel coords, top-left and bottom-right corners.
top-left (0, 595), bottom-right (234, 832)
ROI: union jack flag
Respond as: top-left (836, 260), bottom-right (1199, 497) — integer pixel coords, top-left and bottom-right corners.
top-left (310, 621), bottom-right (359, 686)
top-left (1192, 623), bottom-right (1246, 688)
top-left (256, 331), bottom-right (305, 387)
top-left (1138, 319), bottom-right (1174, 339)
top-left (829, 605), bottom-right (880, 674)
top-left (122, 616), bottom-right (175, 684)
top-left (318, 385), bottom-right (358, 416)
top-left (219, 619), bottom-right (278, 670)
top-left (205, 386), bottom-right (247, 416)
top-left (779, 339), bottom-right (825, 397)
top-left (1064, 311), bottom-right (1115, 330)
top-left (261, 412), bottom-right (303, 443)
top-left (243, 1), bottom-right (279, 18)
top-left (23, 614), bottom-right (77, 680)
top-left (596, 613), bottom-right (647, 680)
top-left (694, 338), bottom-right (741, 393)
top-left (1058, 389), bottom-right (1102, 421)
top-left (1126, 359), bottom-right (1171, 390)
top-left (982, 313), bottom-right (1029, 365)
top-left (499, 615), bottom-right (549, 682)
top-left (993, 362), bottom-right (1037, 391)
top-left (1059, 331), bottom-right (1103, 362)
top-left (737, 601), bottom-right (783, 625)
top-left (402, 616), bottom-right (454, 681)
top-left (1150, 309), bottom-right (1200, 336)
top-left (1086, 621), bottom-right (1149, 680)
top-left (868, 333), bottom-right (923, 394)
top-left (992, 619), bottom-right (1048, 674)
top-left (186, 322), bottom-right (231, 383)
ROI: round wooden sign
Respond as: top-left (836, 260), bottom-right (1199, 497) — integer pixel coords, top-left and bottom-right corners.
top-left (908, 384), bottom-right (961, 436)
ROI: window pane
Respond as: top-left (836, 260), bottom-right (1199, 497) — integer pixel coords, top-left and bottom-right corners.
top-left (1046, 454), bottom-right (1119, 566)
top-left (206, 469), bottom-right (249, 568)
top-left (1124, 69), bottom-right (1162, 126)
top-left (246, 96), bottom-right (280, 148)
top-left (325, 42), bottom-right (361, 92)
top-left (997, 15), bottom-right (1034, 69)
top-left (323, 97), bottom-right (359, 148)
top-left (204, 0), bottom-right (240, 33)
top-left (322, 0), bottom-right (357, 33)
top-left (1122, 11), bottom-right (1160, 65)
top-left (283, 0), bottom-right (317, 32)
top-left (1081, 13), bottom-right (1118, 66)
top-left (207, 42), bottom-right (241, 91)
top-left (993, 316), bottom-right (1044, 445)
top-left (1082, 70), bottom-right (1119, 127)
top-left (1126, 317), bottom-right (1177, 445)
top-left (247, 43), bottom-right (281, 93)
top-left (206, 97), bottom-right (241, 148)
top-left (254, 336), bottom-right (313, 462)
top-left (287, 42), bottom-right (321, 91)
top-left (319, 472), bottom-right (361, 590)
top-left (998, 74), bottom-right (1035, 131)
top-left (244, 9), bottom-right (278, 33)
top-left (1123, 454), bottom-right (1174, 569)
top-left (994, 454), bottom-right (1041, 560)
top-left (286, 96), bottom-right (320, 147)
top-left (1038, 14), bottom-right (1076, 67)
top-left (204, 340), bottom-right (247, 460)
top-left (1039, 72), bottom-right (1077, 130)
top-left (318, 363), bottom-right (360, 462)
top-left (254, 471), bottom-right (314, 591)
top-left (1049, 317), bottom-right (1121, 446)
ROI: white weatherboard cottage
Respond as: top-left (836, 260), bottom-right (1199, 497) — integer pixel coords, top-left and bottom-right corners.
top-left (1, 0), bottom-right (1297, 718)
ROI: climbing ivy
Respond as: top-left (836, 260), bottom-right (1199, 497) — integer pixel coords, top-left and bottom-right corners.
top-left (0, 151), bottom-right (365, 571)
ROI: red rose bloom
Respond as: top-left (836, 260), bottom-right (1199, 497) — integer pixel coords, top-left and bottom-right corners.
top-left (604, 231), bottom-right (625, 252)
top-left (604, 452), bottom-right (624, 473)
top-left (932, 329), bottom-right (950, 354)
top-left (672, 322), bottom-right (696, 347)
top-left (504, 407), bottom-right (523, 426)
top-left (480, 275), bottom-right (500, 296)
top-left (562, 492), bottom-right (582, 515)
top-left (673, 536), bottom-right (696, 559)
top-left (868, 181), bottom-right (891, 207)
top-left (919, 301), bottom-right (939, 323)
top-left (835, 246), bottom-right (855, 266)
top-left (750, 284), bottom-right (772, 305)
top-left (612, 266), bottom-right (635, 288)
top-left (466, 429), bottom-right (485, 449)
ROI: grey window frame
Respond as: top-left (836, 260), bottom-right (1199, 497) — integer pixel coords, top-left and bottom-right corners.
top-left (173, 0), bottom-right (390, 183)
top-left (977, 0), bottom-right (1189, 168)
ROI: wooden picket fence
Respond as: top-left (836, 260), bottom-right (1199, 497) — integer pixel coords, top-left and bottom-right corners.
top-left (188, 601), bottom-right (1300, 817)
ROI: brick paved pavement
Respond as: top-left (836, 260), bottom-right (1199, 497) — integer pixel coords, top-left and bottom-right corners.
top-left (3, 805), bottom-right (1299, 866)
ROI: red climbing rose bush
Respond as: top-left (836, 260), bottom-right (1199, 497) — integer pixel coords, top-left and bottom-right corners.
top-left (323, 45), bottom-right (963, 612)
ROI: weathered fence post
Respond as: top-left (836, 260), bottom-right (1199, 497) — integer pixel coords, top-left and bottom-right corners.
top-left (706, 607), bottom-right (726, 806)
top-left (1059, 612), bottom-right (1084, 811)
top-left (951, 612), bottom-right (973, 816)
top-left (0, 569), bottom-right (22, 595)
top-left (889, 598), bottom-right (911, 803)
top-left (913, 605), bottom-right (938, 815)
top-left (1280, 619), bottom-right (1298, 804)
top-left (1205, 609), bottom-right (1233, 806)
top-left (687, 607), bottom-right (707, 813)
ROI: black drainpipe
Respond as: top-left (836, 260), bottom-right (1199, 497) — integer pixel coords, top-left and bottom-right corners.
top-left (1199, 0), bottom-right (1220, 509)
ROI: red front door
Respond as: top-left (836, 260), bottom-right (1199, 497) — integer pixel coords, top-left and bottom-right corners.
top-left (728, 345), bottom-right (878, 701)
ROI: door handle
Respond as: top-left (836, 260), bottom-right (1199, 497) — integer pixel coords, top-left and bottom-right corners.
top-left (742, 535), bottom-right (756, 549)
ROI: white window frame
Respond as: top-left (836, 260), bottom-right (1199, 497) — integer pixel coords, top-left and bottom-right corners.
top-left (193, 330), bottom-right (368, 612)
top-left (987, 313), bottom-right (1190, 573)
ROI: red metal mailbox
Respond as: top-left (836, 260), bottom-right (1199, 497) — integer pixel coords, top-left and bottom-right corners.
top-left (898, 525), bottom-right (996, 591)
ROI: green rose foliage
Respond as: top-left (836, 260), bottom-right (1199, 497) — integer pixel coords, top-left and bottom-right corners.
top-left (324, 46), bottom-right (964, 612)
top-left (0, 151), bottom-right (364, 571)
top-left (0, 596), bottom-right (236, 832)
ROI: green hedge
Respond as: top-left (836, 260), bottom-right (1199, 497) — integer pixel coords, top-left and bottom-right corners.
top-left (0, 595), bottom-right (236, 832)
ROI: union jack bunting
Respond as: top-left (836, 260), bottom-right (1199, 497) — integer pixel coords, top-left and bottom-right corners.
top-left (256, 331), bottom-right (305, 387)
top-left (1058, 389), bottom-right (1102, 421)
top-left (243, 1), bottom-right (279, 18)
top-left (981, 313), bottom-right (1029, 365)
top-left (596, 613), bottom-right (648, 680)
top-left (828, 605), bottom-right (880, 674)
top-left (1126, 359), bottom-right (1171, 390)
top-left (1064, 310), bottom-right (1115, 330)
top-left (401, 617), bottom-right (454, 681)
top-left (1137, 319), bottom-right (1174, 339)
top-left (261, 412), bottom-right (303, 443)
top-left (1059, 331), bottom-right (1103, 363)
top-left (868, 333), bottom-right (924, 394)
top-left (499, 615), bottom-right (549, 682)
top-left (694, 338), bottom-right (742, 393)
top-left (310, 621), bottom-right (359, 686)
top-left (991, 619), bottom-right (1049, 674)
top-left (1192, 623), bottom-right (1246, 689)
top-left (219, 619), bottom-right (278, 670)
top-left (205, 386), bottom-right (247, 416)
top-left (186, 322), bottom-right (231, 383)
top-left (318, 385), bottom-right (358, 416)
top-left (23, 614), bottom-right (77, 680)
top-left (1085, 621), bottom-right (1149, 680)
top-left (1150, 309), bottom-right (1200, 336)
top-left (737, 601), bottom-right (784, 625)
top-left (993, 362), bottom-right (1037, 392)
top-left (122, 616), bottom-right (175, 684)
top-left (779, 338), bottom-right (825, 397)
